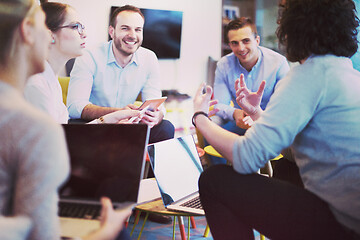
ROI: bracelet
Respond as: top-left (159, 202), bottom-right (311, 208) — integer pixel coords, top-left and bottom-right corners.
top-left (192, 111), bottom-right (210, 128)
top-left (97, 116), bottom-right (105, 124)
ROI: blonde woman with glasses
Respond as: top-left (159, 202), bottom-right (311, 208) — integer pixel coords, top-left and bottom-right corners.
top-left (0, 0), bottom-right (132, 239)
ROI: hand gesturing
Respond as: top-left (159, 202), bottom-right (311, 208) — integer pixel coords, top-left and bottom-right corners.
top-left (193, 83), bottom-right (219, 116)
top-left (235, 74), bottom-right (265, 119)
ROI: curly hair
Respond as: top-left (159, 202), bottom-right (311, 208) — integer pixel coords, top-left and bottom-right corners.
top-left (276, 0), bottom-right (359, 62)
top-left (225, 17), bottom-right (258, 43)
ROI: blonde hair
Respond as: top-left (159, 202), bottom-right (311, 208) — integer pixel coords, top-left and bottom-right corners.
top-left (0, 0), bottom-right (39, 67)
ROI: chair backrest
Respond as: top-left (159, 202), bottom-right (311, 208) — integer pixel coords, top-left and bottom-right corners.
top-left (58, 77), bottom-right (70, 105)
top-left (206, 56), bottom-right (218, 87)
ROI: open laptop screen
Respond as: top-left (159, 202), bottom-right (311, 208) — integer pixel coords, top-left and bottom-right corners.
top-left (147, 135), bottom-right (203, 206)
top-left (60, 124), bottom-right (149, 204)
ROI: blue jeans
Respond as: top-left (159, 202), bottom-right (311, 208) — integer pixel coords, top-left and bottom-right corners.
top-left (149, 119), bottom-right (175, 144)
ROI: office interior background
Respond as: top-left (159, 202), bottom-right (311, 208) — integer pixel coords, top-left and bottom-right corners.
top-left (49, 0), bottom-right (285, 97)
top-left (47, 0), bottom-right (360, 135)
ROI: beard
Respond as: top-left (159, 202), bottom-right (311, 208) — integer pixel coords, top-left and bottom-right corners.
top-left (113, 34), bottom-right (142, 57)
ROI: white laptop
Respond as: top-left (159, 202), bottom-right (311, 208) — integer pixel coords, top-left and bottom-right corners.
top-left (147, 135), bottom-right (205, 215)
top-left (59, 124), bottom-right (150, 238)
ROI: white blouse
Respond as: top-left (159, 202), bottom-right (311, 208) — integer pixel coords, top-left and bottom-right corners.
top-left (24, 62), bottom-right (69, 124)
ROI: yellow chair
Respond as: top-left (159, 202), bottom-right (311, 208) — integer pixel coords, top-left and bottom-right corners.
top-left (203, 145), bottom-right (223, 158)
top-left (57, 77), bottom-right (142, 111)
top-left (58, 76), bottom-right (70, 105)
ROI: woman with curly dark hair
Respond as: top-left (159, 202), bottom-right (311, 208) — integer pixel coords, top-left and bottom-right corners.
top-left (277, 0), bottom-right (358, 62)
top-left (191, 0), bottom-right (360, 239)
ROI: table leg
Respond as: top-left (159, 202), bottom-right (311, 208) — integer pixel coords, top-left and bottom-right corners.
top-left (203, 224), bottom-right (210, 237)
top-left (130, 210), bottom-right (141, 236)
top-left (125, 215), bottom-right (130, 228)
top-left (188, 216), bottom-right (191, 239)
top-left (134, 210), bottom-right (141, 225)
top-left (190, 216), bottom-right (196, 229)
top-left (172, 216), bottom-right (176, 240)
top-left (178, 216), bottom-right (187, 240)
top-left (137, 212), bottom-right (149, 240)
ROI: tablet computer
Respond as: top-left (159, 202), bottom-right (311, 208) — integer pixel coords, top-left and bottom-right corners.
top-left (138, 97), bottom-right (167, 111)
top-left (126, 97), bottom-right (167, 123)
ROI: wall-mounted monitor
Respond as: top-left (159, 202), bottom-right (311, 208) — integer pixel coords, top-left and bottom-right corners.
top-left (110, 7), bottom-right (183, 59)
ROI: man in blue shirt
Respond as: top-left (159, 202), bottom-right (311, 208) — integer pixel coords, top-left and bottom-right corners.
top-left (208, 17), bottom-right (289, 165)
top-left (214, 17), bottom-right (289, 135)
top-left (67, 5), bottom-right (174, 144)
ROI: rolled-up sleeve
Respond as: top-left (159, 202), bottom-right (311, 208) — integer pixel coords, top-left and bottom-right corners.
top-left (140, 52), bottom-right (162, 101)
top-left (139, 51), bottom-right (165, 115)
top-left (215, 103), bottom-right (235, 120)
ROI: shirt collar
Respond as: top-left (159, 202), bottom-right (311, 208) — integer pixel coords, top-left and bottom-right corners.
top-left (107, 41), bottom-right (117, 65)
top-left (107, 40), bottom-right (140, 67)
top-left (44, 61), bottom-right (57, 81)
top-left (252, 47), bottom-right (263, 70)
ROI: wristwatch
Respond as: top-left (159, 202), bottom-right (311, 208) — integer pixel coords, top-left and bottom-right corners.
top-left (192, 111), bottom-right (210, 128)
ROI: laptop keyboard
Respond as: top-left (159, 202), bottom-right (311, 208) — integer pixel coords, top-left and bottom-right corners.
top-left (58, 202), bottom-right (101, 220)
top-left (180, 196), bottom-right (203, 210)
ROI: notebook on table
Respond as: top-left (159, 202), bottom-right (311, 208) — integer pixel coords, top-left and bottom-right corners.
top-left (59, 124), bottom-right (149, 238)
top-left (147, 135), bottom-right (205, 215)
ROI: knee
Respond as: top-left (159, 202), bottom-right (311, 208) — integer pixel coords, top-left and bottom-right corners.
top-left (199, 165), bottom-right (229, 194)
top-left (158, 119), bottom-right (175, 138)
top-left (198, 168), bottom-right (212, 201)
top-left (149, 120), bottom-right (175, 143)
top-left (199, 166), bottom-right (217, 186)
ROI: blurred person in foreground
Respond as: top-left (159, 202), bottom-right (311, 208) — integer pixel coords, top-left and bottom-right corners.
top-left (0, 0), bottom-right (132, 239)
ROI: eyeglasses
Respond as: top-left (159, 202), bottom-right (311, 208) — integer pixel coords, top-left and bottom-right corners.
top-left (57, 22), bottom-right (85, 35)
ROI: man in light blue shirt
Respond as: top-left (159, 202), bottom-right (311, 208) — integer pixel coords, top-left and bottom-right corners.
top-left (214, 17), bottom-right (289, 135)
top-left (67, 5), bottom-right (174, 144)
top-left (209, 17), bottom-right (289, 165)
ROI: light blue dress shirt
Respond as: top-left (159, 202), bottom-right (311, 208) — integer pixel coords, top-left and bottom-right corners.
top-left (67, 41), bottom-right (162, 119)
top-left (233, 55), bottom-right (360, 234)
top-left (214, 46), bottom-right (289, 120)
